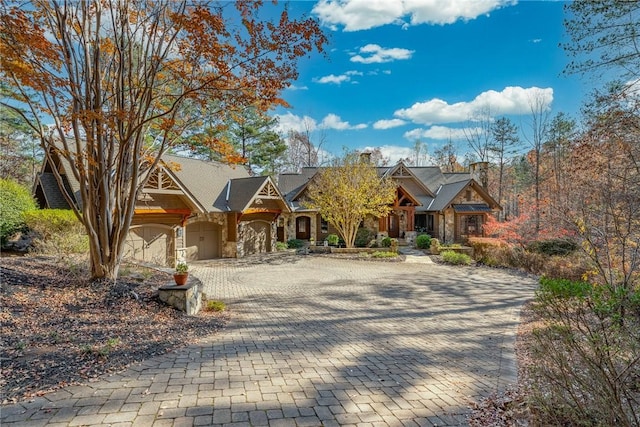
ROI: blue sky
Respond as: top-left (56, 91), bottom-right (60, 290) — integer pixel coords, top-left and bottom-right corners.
top-left (270, 0), bottom-right (590, 163)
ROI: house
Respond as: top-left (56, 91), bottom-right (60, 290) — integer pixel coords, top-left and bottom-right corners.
top-left (276, 161), bottom-right (501, 245)
top-left (34, 149), bottom-right (289, 267)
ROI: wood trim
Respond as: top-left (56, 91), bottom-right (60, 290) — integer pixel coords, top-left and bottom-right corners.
top-left (134, 208), bottom-right (192, 215)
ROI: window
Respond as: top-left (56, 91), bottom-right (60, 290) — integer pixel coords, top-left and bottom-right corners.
top-left (465, 189), bottom-right (472, 201)
top-left (321, 219), bottom-right (328, 234)
top-left (414, 214), bottom-right (434, 233)
top-left (460, 215), bottom-right (483, 237)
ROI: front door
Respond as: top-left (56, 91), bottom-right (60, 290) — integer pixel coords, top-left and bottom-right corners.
top-left (388, 213), bottom-right (400, 238)
top-left (296, 216), bottom-right (311, 240)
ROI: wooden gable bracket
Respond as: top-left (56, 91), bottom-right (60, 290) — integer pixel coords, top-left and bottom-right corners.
top-left (257, 180), bottom-right (281, 199)
top-left (144, 166), bottom-right (182, 194)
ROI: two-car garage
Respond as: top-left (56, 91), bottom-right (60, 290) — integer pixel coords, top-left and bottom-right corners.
top-left (123, 221), bottom-right (225, 266)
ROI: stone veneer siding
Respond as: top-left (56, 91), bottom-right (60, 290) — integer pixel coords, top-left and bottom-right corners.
top-left (158, 277), bottom-right (202, 315)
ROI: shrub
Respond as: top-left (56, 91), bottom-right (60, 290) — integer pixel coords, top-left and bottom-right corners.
top-left (468, 237), bottom-right (506, 262)
top-left (415, 234), bottom-right (431, 249)
top-left (286, 238), bottom-right (304, 249)
top-left (529, 277), bottom-right (640, 425)
top-left (354, 227), bottom-right (375, 247)
top-left (0, 179), bottom-right (37, 245)
top-left (326, 234), bottom-right (339, 246)
top-left (23, 209), bottom-right (89, 254)
top-left (441, 250), bottom-right (472, 265)
top-left (527, 238), bottom-right (578, 257)
top-left (380, 236), bottom-right (392, 247)
top-left (204, 300), bottom-right (226, 312)
top-left (275, 241), bottom-right (288, 251)
top-left (371, 251), bottom-right (397, 258)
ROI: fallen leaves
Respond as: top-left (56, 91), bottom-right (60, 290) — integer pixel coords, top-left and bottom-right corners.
top-left (0, 256), bottom-right (228, 404)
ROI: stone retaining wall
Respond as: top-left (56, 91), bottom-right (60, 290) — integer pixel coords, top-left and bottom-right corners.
top-left (158, 277), bottom-right (202, 315)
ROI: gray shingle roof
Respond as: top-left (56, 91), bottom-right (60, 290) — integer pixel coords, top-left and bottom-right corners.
top-left (222, 176), bottom-right (270, 212)
top-left (36, 173), bottom-right (75, 209)
top-left (163, 155), bottom-right (250, 212)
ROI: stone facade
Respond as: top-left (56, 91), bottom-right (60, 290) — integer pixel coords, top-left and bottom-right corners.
top-left (158, 277), bottom-right (202, 315)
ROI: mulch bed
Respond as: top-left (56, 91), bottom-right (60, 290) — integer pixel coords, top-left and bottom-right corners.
top-left (0, 256), bottom-right (228, 404)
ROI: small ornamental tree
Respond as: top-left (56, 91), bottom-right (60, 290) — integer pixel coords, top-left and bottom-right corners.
top-left (0, 1), bottom-right (326, 279)
top-left (303, 153), bottom-right (396, 248)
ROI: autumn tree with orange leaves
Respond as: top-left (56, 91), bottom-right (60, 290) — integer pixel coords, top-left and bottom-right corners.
top-left (0, 0), bottom-right (326, 279)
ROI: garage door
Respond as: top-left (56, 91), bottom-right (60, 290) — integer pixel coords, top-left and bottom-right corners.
top-left (242, 221), bottom-right (271, 256)
top-left (124, 225), bottom-right (172, 266)
top-left (186, 221), bottom-right (221, 261)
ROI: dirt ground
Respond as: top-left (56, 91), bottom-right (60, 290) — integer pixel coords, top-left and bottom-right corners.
top-left (0, 256), bottom-right (228, 404)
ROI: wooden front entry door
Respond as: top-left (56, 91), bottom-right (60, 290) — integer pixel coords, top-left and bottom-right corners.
top-left (388, 213), bottom-right (400, 238)
top-left (296, 216), bottom-right (311, 240)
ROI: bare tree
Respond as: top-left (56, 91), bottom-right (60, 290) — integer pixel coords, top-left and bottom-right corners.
top-left (464, 106), bottom-right (493, 162)
top-left (284, 117), bottom-right (326, 171)
top-left (524, 93), bottom-right (551, 235)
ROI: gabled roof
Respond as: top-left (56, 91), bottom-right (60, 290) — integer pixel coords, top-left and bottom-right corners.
top-left (428, 179), bottom-right (501, 212)
top-left (382, 162), bottom-right (435, 197)
top-left (162, 154), bottom-right (250, 212)
top-left (35, 173), bottom-right (74, 209)
top-left (219, 176), bottom-right (290, 213)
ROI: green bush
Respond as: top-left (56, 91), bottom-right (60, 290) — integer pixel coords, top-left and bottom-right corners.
top-left (537, 276), bottom-right (592, 300)
top-left (415, 234), bottom-right (432, 249)
top-left (441, 250), bottom-right (472, 265)
top-left (23, 209), bottom-right (88, 254)
top-left (354, 227), bottom-right (375, 247)
top-left (371, 251), bottom-right (397, 258)
top-left (275, 241), bottom-right (288, 251)
top-left (326, 234), bottom-right (339, 246)
top-left (380, 236), bottom-right (392, 247)
top-left (286, 238), bottom-right (304, 249)
top-left (0, 179), bottom-right (37, 245)
top-left (204, 300), bottom-right (226, 312)
top-left (527, 238), bottom-right (578, 257)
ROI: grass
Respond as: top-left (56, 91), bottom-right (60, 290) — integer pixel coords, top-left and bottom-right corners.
top-left (204, 300), bottom-right (226, 312)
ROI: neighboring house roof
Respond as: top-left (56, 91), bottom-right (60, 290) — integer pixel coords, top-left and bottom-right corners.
top-left (35, 172), bottom-right (74, 209)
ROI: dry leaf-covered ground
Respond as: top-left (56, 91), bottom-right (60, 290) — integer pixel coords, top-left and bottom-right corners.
top-left (0, 256), bottom-right (228, 404)
top-left (469, 302), bottom-right (539, 426)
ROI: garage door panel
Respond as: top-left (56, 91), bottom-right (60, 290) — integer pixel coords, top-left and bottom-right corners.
top-left (124, 225), bottom-right (172, 266)
top-left (186, 221), bottom-right (221, 260)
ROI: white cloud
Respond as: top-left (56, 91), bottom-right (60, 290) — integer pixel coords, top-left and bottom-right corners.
top-left (321, 113), bottom-right (367, 130)
top-left (403, 125), bottom-right (481, 141)
top-left (286, 84), bottom-right (309, 91)
top-left (531, 38), bottom-right (542, 43)
top-left (350, 44), bottom-right (414, 64)
top-left (273, 112), bottom-right (317, 134)
top-left (312, 0), bottom-right (516, 31)
top-left (373, 118), bottom-right (407, 129)
top-left (313, 70), bottom-right (362, 84)
top-left (361, 145), bottom-right (416, 163)
top-left (394, 86), bottom-right (554, 125)
top-left (274, 112), bottom-right (367, 133)
top-left (313, 74), bottom-right (351, 84)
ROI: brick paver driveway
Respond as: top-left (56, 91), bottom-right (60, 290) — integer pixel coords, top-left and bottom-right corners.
top-left (1, 253), bottom-right (537, 426)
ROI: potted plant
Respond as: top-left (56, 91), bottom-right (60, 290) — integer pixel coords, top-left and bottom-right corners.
top-left (173, 261), bottom-right (189, 286)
